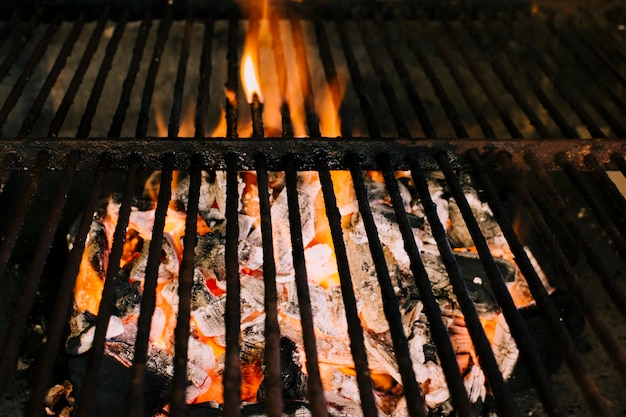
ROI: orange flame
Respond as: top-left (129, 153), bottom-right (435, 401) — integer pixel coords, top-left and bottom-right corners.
top-left (242, 53), bottom-right (264, 104)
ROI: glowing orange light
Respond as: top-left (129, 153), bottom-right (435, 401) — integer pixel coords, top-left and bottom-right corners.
top-left (241, 52), bottom-right (264, 104)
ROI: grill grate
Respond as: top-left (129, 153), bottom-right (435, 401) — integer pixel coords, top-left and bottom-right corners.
top-left (0, 1), bottom-right (625, 416)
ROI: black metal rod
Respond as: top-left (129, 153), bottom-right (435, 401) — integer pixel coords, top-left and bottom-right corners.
top-left (0, 13), bottom-right (62, 131)
top-left (223, 153), bottom-right (241, 417)
top-left (526, 152), bottom-right (626, 316)
top-left (375, 16), bottom-right (436, 138)
top-left (376, 156), bottom-right (474, 416)
top-left (584, 154), bottom-right (626, 232)
top-left (467, 149), bottom-right (612, 416)
top-left (255, 154), bottom-right (283, 417)
top-left (424, 21), bottom-right (496, 139)
top-left (0, 151), bottom-right (48, 283)
top-left (168, 9), bottom-right (193, 138)
top-left (284, 156), bottom-right (328, 417)
top-left (290, 16), bottom-right (321, 137)
top-left (346, 153), bottom-right (427, 417)
top-left (225, 17), bottom-right (239, 139)
top-left (500, 152), bottom-right (626, 388)
top-left (170, 153), bottom-right (202, 417)
top-left (533, 20), bottom-right (626, 137)
top-left (462, 21), bottom-right (550, 138)
top-left (125, 153), bottom-right (174, 417)
top-left (315, 156), bottom-right (377, 417)
top-left (24, 153), bottom-right (110, 417)
top-left (0, 8), bottom-right (20, 50)
top-left (507, 20), bottom-right (606, 139)
top-left (405, 154), bottom-right (518, 416)
top-left (482, 21), bottom-right (578, 139)
top-left (0, 7), bottom-right (43, 84)
top-left (357, 20), bottom-right (410, 138)
top-left (251, 94), bottom-right (264, 139)
top-left (108, 13), bottom-right (153, 138)
top-left (76, 153), bottom-right (141, 417)
top-left (312, 19), bottom-right (351, 137)
top-left (398, 17), bottom-right (469, 138)
top-left (445, 22), bottom-right (523, 139)
top-left (135, 6), bottom-right (173, 139)
top-left (335, 20), bottom-right (380, 138)
top-left (18, 16), bottom-right (85, 138)
top-left (555, 21), bottom-right (626, 119)
top-left (558, 155), bottom-right (626, 264)
top-left (436, 152), bottom-right (566, 417)
top-left (76, 11), bottom-right (128, 138)
top-left (48, 10), bottom-right (109, 137)
top-left (570, 19), bottom-right (626, 90)
top-left (0, 151), bottom-right (80, 397)
top-left (194, 10), bottom-right (214, 138)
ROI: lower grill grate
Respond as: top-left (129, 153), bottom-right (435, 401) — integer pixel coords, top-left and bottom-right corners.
top-left (0, 1), bottom-right (625, 416)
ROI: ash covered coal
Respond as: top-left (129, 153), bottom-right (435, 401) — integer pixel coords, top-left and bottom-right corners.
top-left (65, 169), bottom-right (575, 416)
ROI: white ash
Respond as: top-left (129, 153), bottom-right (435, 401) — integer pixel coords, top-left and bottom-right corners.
top-left (66, 169), bottom-right (543, 415)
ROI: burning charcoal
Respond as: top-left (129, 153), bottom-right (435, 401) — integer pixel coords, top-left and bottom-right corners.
top-left (257, 337), bottom-right (307, 402)
top-left (130, 235), bottom-right (179, 284)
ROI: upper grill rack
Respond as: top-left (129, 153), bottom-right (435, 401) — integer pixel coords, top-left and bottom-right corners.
top-left (0, 1), bottom-right (625, 416)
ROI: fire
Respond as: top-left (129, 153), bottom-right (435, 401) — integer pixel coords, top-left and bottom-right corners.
top-left (241, 53), bottom-right (264, 104)
top-left (241, 20), bottom-right (263, 105)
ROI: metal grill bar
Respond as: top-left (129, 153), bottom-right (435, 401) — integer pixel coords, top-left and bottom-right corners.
top-left (193, 10), bottom-right (214, 138)
top-left (358, 20), bottom-right (410, 138)
top-left (436, 153), bottom-right (566, 417)
top-left (524, 152), bottom-right (626, 317)
top-left (76, 11), bottom-right (128, 138)
top-left (482, 21), bottom-right (578, 139)
top-left (75, 154), bottom-right (141, 417)
top-left (0, 151), bottom-right (48, 282)
top-left (170, 153), bottom-right (202, 417)
top-left (168, 9), bottom-right (193, 138)
top-left (445, 22), bottom-right (523, 139)
top-left (499, 152), bottom-right (626, 390)
top-left (108, 13), bottom-right (152, 138)
top-left (135, 8), bottom-right (173, 138)
top-left (313, 20), bottom-right (351, 137)
top-left (425, 22), bottom-right (497, 139)
top-left (284, 157), bottom-right (328, 417)
top-left (0, 8), bottom-right (43, 84)
top-left (463, 21), bottom-right (550, 138)
top-left (18, 15), bottom-right (85, 137)
top-left (0, 8), bottom-right (20, 50)
top-left (379, 155), bottom-right (474, 416)
top-left (48, 10), bottom-right (109, 137)
top-left (406, 155), bottom-right (518, 416)
top-left (399, 17), bottom-right (469, 138)
top-left (255, 154), bottom-right (283, 417)
top-left (126, 154), bottom-right (174, 417)
top-left (347, 153), bottom-right (427, 417)
top-left (336, 22), bottom-right (380, 138)
top-left (524, 19), bottom-right (625, 138)
top-left (290, 16), bottom-right (321, 137)
top-left (558, 156), bottom-right (626, 263)
top-left (316, 156), bottom-right (378, 417)
top-left (23, 153), bottom-right (110, 417)
top-left (376, 17), bottom-right (436, 138)
top-left (269, 17), bottom-right (294, 138)
top-left (472, 150), bottom-right (609, 416)
top-left (0, 151), bottom-right (79, 396)
top-left (0, 13), bottom-right (62, 131)
top-left (223, 153), bottom-right (242, 417)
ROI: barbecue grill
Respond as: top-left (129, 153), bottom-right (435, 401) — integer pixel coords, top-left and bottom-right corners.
top-left (0, 0), bottom-right (625, 416)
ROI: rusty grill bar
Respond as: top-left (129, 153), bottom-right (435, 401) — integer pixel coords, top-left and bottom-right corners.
top-left (0, 1), bottom-right (625, 416)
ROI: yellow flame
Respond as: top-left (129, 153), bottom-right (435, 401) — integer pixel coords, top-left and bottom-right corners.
top-left (241, 50), bottom-right (264, 104)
